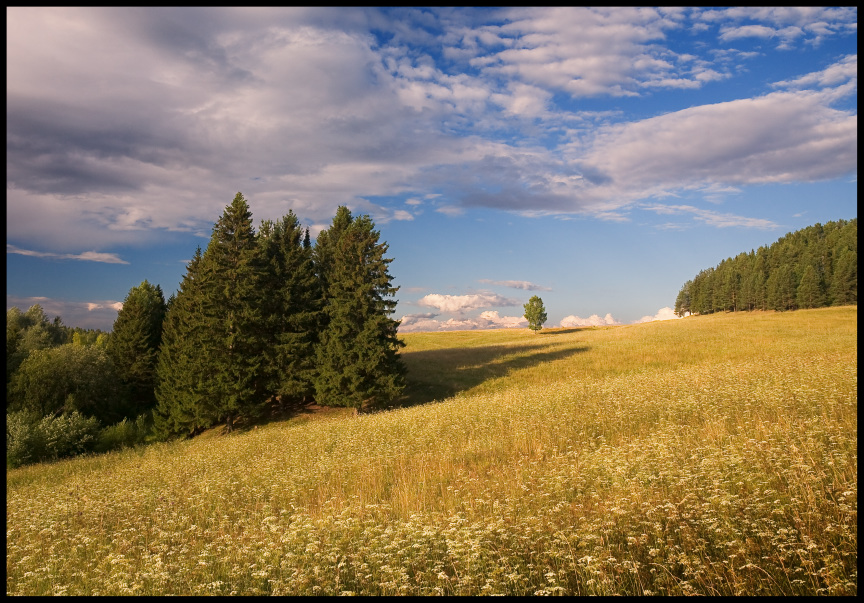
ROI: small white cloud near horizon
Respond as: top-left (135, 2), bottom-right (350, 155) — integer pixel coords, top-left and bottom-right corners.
top-left (634, 306), bottom-right (682, 323)
top-left (398, 310), bottom-right (526, 332)
top-left (560, 313), bottom-right (620, 327)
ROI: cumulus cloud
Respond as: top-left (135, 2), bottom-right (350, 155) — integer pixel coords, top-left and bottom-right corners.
top-left (772, 54), bottom-right (857, 89)
top-left (398, 310), bottom-right (526, 332)
top-left (417, 292), bottom-right (521, 313)
top-left (634, 307), bottom-right (681, 323)
top-left (560, 313), bottom-right (619, 327)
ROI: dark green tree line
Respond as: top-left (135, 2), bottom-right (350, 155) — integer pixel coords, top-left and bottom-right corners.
top-left (675, 218), bottom-right (856, 317)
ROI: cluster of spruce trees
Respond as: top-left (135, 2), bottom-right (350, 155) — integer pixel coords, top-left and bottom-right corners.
top-left (675, 218), bottom-right (857, 316)
top-left (153, 193), bottom-right (406, 437)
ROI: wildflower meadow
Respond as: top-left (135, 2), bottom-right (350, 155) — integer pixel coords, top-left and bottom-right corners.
top-left (6, 306), bottom-right (856, 595)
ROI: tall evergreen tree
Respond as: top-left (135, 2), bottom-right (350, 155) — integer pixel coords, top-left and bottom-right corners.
top-left (257, 211), bottom-right (321, 403)
top-left (107, 280), bottom-right (166, 419)
top-left (313, 207), bottom-right (406, 411)
top-left (674, 280), bottom-right (692, 317)
top-left (796, 264), bottom-right (825, 309)
top-left (766, 265), bottom-right (796, 311)
top-left (154, 247), bottom-right (215, 438)
top-left (830, 247), bottom-right (857, 305)
top-left (198, 192), bottom-right (266, 432)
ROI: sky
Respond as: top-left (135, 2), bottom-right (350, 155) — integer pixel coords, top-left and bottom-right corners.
top-left (6, 7), bottom-right (858, 332)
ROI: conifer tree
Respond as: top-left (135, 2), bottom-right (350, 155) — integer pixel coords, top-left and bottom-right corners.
top-left (107, 280), bottom-right (166, 419)
top-left (313, 207), bottom-right (405, 411)
top-left (257, 211), bottom-right (321, 403)
top-left (198, 192), bottom-right (266, 432)
top-left (830, 247), bottom-right (857, 305)
top-left (154, 247), bottom-right (215, 438)
top-left (796, 264), bottom-right (825, 309)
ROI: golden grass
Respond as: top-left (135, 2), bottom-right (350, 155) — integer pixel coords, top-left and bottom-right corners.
top-left (6, 306), bottom-right (857, 595)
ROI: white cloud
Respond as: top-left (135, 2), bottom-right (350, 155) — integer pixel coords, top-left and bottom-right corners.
top-left (7, 244), bottom-right (129, 264)
top-left (398, 310), bottom-right (526, 332)
top-left (4, 7), bottom-right (858, 253)
top-left (773, 54), bottom-right (857, 89)
top-left (633, 307), bottom-right (681, 323)
top-left (479, 7), bottom-right (683, 98)
top-left (560, 313), bottom-right (619, 327)
top-left (719, 24), bottom-right (779, 41)
top-left (417, 292), bottom-right (521, 313)
top-left (641, 204), bottom-right (779, 230)
top-left (578, 84), bottom-right (857, 199)
top-left (391, 209), bottom-right (415, 221)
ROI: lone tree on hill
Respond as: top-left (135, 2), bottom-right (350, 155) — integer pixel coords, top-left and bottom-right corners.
top-left (523, 295), bottom-right (547, 334)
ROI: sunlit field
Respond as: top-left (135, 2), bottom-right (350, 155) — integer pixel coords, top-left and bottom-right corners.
top-left (7, 306), bottom-right (857, 595)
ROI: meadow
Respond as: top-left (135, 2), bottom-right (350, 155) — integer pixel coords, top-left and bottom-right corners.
top-left (6, 306), bottom-right (857, 595)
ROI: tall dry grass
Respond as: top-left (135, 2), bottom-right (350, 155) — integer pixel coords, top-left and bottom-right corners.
top-left (6, 306), bottom-right (857, 595)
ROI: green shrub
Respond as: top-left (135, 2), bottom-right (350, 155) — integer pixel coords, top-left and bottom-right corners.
top-left (6, 410), bottom-right (100, 468)
top-left (95, 413), bottom-right (152, 453)
top-left (6, 411), bottom-right (47, 468)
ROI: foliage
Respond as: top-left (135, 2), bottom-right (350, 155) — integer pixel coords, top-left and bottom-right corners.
top-left (154, 247), bottom-right (214, 438)
top-left (7, 410), bottom-right (100, 468)
top-left (675, 218), bottom-right (856, 316)
top-left (313, 207), bottom-right (406, 410)
top-left (523, 295), bottom-right (547, 333)
top-left (257, 212), bottom-right (320, 403)
top-left (107, 280), bottom-right (166, 419)
top-left (94, 414), bottom-right (153, 454)
top-left (6, 304), bottom-right (68, 382)
top-left (8, 344), bottom-right (121, 424)
top-left (197, 193), bottom-right (268, 432)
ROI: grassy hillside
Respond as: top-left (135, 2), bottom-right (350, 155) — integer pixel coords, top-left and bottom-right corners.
top-left (6, 307), bottom-right (857, 595)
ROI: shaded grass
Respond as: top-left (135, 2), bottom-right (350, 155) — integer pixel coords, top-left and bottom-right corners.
top-left (6, 306), bottom-right (857, 596)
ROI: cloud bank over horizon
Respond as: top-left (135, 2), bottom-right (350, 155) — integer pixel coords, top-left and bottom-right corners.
top-left (398, 305), bottom-right (682, 333)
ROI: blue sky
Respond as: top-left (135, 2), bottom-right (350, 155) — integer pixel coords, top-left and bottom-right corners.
top-left (6, 7), bottom-right (858, 332)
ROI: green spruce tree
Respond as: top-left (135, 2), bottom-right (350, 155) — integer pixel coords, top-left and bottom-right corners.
top-left (257, 211), bottom-right (321, 404)
top-left (107, 280), bottom-right (166, 419)
top-left (154, 247), bottom-right (216, 438)
top-left (198, 193), bottom-right (266, 432)
top-left (313, 207), bottom-right (406, 411)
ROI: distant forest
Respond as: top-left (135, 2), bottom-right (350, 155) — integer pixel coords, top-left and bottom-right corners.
top-left (675, 218), bottom-right (857, 316)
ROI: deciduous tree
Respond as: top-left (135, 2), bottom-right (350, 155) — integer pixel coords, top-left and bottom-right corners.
top-left (523, 295), bottom-right (548, 333)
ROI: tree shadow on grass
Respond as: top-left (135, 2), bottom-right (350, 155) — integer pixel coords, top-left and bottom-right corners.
top-left (394, 342), bottom-right (589, 409)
